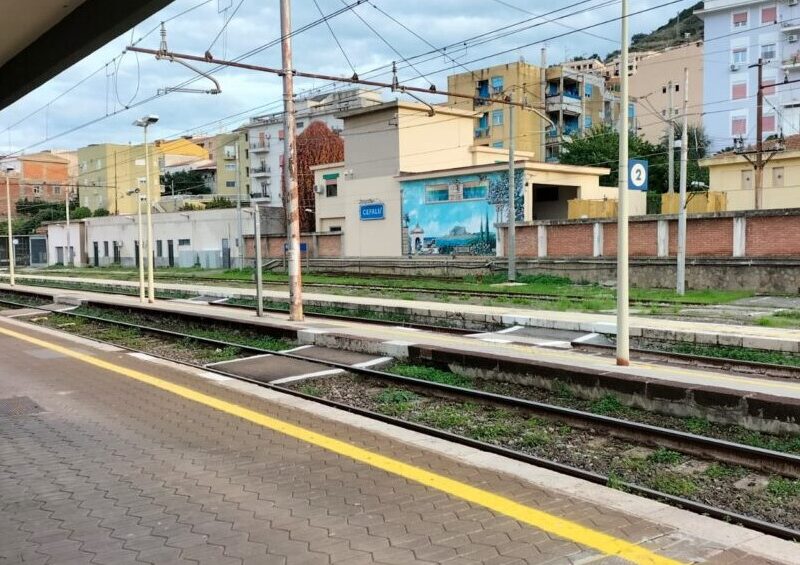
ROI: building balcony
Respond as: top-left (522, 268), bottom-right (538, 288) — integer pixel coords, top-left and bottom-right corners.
top-left (250, 141), bottom-right (269, 152)
top-left (783, 53), bottom-right (800, 69)
top-left (252, 166), bottom-right (271, 176)
top-left (249, 191), bottom-right (272, 201)
top-left (782, 21), bottom-right (800, 34)
top-left (474, 127), bottom-right (491, 138)
top-left (545, 95), bottom-right (582, 116)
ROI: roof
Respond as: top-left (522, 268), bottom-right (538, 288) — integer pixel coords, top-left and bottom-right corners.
top-left (396, 160), bottom-right (610, 182)
top-left (701, 134), bottom-right (800, 165)
top-left (335, 99), bottom-right (475, 120)
top-left (19, 151), bottom-right (69, 164)
top-left (0, 0), bottom-right (174, 109)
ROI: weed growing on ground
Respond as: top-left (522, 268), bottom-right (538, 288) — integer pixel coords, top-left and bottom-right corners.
top-left (551, 380), bottom-right (575, 400)
top-left (375, 388), bottom-right (417, 416)
top-left (647, 448), bottom-right (682, 465)
top-left (685, 417), bottom-right (711, 435)
top-left (651, 474), bottom-right (697, 497)
top-left (419, 405), bottom-right (471, 429)
top-left (590, 394), bottom-right (627, 416)
top-left (388, 364), bottom-right (473, 388)
top-left (704, 464), bottom-right (740, 480)
top-left (767, 477), bottom-right (800, 498)
top-left (519, 429), bottom-right (551, 448)
top-left (298, 385), bottom-right (323, 397)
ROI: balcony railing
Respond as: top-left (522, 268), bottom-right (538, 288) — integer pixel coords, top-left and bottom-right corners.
top-left (250, 141), bottom-right (269, 152)
top-left (475, 127), bottom-right (491, 138)
top-left (252, 166), bottom-right (270, 176)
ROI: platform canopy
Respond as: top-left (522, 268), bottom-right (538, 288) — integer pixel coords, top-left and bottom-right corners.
top-left (0, 0), bottom-right (173, 110)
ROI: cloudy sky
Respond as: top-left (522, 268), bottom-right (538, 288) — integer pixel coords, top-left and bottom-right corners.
top-left (0, 0), bottom-right (697, 155)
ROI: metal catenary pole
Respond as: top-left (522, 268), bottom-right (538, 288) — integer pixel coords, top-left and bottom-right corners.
top-left (235, 142), bottom-right (244, 269)
top-left (253, 204), bottom-right (264, 317)
top-left (507, 91), bottom-right (517, 282)
top-left (137, 192), bottom-right (145, 303)
top-left (616, 0), bottom-right (630, 366)
top-left (144, 126), bottom-right (156, 303)
top-left (677, 67), bottom-right (689, 296)
top-left (280, 0), bottom-right (304, 321)
top-left (754, 58), bottom-right (764, 210)
top-left (4, 172), bottom-right (14, 286)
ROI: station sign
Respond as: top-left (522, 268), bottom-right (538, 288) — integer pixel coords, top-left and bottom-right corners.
top-left (283, 242), bottom-right (308, 253)
top-left (628, 159), bottom-right (648, 191)
top-left (359, 202), bottom-right (385, 221)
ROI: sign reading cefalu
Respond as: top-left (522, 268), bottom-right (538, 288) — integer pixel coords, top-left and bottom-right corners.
top-left (359, 202), bottom-right (385, 221)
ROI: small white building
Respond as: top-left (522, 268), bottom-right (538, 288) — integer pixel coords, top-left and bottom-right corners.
top-left (45, 208), bottom-right (284, 269)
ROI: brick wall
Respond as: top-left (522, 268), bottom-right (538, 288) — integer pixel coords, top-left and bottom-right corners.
top-left (244, 232), bottom-right (343, 259)
top-left (747, 216), bottom-right (800, 256)
top-left (546, 224), bottom-right (593, 257)
top-left (500, 210), bottom-right (800, 259)
top-left (317, 234), bottom-right (342, 257)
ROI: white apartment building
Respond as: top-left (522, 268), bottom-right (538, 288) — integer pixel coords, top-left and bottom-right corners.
top-left (238, 88), bottom-right (382, 206)
top-left (697, 0), bottom-right (800, 152)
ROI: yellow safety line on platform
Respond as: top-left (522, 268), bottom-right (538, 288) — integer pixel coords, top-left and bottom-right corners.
top-left (0, 324), bottom-right (682, 565)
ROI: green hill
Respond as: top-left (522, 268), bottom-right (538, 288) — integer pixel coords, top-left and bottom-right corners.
top-left (605, 1), bottom-right (704, 60)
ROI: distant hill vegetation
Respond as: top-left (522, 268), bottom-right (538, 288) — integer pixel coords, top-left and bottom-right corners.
top-left (603, 1), bottom-right (704, 61)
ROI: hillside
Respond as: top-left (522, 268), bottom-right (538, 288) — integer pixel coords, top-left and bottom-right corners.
top-left (605, 1), bottom-right (704, 60)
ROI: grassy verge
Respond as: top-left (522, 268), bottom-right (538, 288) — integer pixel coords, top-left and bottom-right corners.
top-left (643, 341), bottom-right (800, 368)
top-left (758, 310), bottom-right (800, 329)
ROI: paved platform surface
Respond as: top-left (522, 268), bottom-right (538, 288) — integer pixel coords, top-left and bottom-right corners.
top-left (1, 317), bottom-right (796, 564)
top-left (6, 281), bottom-right (800, 402)
top-left (5, 274), bottom-right (800, 352)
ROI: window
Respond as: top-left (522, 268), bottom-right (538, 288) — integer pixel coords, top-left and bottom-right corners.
top-left (156, 240), bottom-right (163, 257)
top-left (732, 116), bottom-right (747, 135)
top-left (492, 110), bottom-right (504, 126)
top-left (762, 6), bottom-right (777, 24)
top-left (585, 83), bottom-right (593, 97)
top-left (226, 180), bottom-right (236, 187)
top-left (732, 11), bottom-right (748, 28)
top-left (178, 239), bottom-right (190, 246)
top-left (490, 76), bottom-right (504, 93)
top-left (223, 145), bottom-right (236, 158)
top-left (584, 115), bottom-right (593, 129)
top-left (245, 149), bottom-right (249, 159)
top-left (329, 226), bottom-right (342, 232)
top-left (32, 185), bottom-right (42, 195)
top-left (762, 114), bottom-right (776, 131)
top-left (296, 121), bottom-right (304, 128)
top-left (773, 167), bottom-right (784, 188)
top-left (53, 186), bottom-right (61, 195)
top-left (225, 163), bottom-right (236, 170)
top-left (762, 43), bottom-right (776, 61)
top-left (492, 141), bottom-right (504, 148)
top-left (325, 182), bottom-right (338, 197)
top-left (732, 48), bottom-right (747, 65)
top-left (462, 185), bottom-right (487, 200)
top-left (763, 78), bottom-right (776, 95)
top-left (246, 166), bottom-right (250, 175)
top-left (426, 185), bottom-right (449, 202)
top-left (103, 241), bottom-right (109, 257)
top-left (534, 186), bottom-right (559, 202)
top-left (731, 82), bottom-right (747, 100)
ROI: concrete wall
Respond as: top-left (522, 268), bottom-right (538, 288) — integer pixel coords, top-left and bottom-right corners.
top-left (46, 223), bottom-right (85, 266)
top-left (498, 209), bottom-right (800, 264)
top-left (244, 232), bottom-right (343, 260)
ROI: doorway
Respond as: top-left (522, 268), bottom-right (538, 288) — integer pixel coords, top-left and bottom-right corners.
top-left (93, 242), bottom-right (99, 267)
top-left (167, 240), bottom-right (175, 268)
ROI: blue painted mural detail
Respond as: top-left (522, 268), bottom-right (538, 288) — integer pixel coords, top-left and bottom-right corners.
top-left (401, 171), bottom-right (516, 256)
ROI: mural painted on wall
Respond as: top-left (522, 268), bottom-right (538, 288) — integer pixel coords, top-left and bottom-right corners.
top-left (401, 173), bottom-right (510, 256)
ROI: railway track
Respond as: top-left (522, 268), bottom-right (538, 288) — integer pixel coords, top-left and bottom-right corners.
top-left (1, 295), bottom-right (799, 540)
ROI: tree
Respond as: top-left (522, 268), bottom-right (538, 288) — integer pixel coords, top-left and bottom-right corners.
top-left (559, 125), bottom-right (667, 191)
top-left (72, 207), bottom-right (92, 220)
top-left (658, 124), bottom-right (711, 190)
top-left (160, 170), bottom-right (211, 196)
top-left (204, 197), bottom-right (235, 209)
top-left (92, 208), bottom-right (110, 217)
top-left (294, 121), bottom-right (344, 231)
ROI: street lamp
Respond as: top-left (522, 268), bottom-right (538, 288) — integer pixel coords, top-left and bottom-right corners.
top-left (127, 188), bottom-right (146, 303)
top-left (4, 167), bottom-right (15, 286)
top-left (133, 114), bottom-right (159, 303)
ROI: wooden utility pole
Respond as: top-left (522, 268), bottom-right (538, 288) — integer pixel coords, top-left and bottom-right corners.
top-left (280, 0), bottom-right (304, 321)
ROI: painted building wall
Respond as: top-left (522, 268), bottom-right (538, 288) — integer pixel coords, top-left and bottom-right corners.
top-left (702, 150), bottom-right (800, 210)
top-left (401, 173), bottom-right (502, 256)
top-left (629, 43), bottom-right (705, 143)
top-left (699, 1), bottom-right (800, 152)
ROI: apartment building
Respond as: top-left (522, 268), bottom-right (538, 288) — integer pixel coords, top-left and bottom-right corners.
top-left (0, 152), bottom-right (71, 217)
top-left (238, 88), bottom-right (382, 206)
top-left (697, 0), bottom-right (800, 152)
top-left (76, 143), bottom-right (160, 215)
top-left (446, 61), bottom-right (628, 163)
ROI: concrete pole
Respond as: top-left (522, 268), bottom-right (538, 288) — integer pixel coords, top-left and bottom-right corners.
top-left (137, 193), bottom-right (145, 303)
top-left (235, 142), bottom-right (244, 269)
top-left (616, 0), bottom-right (630, 366)
top-left (143, 125), bottom-right (156, 303)
top-left (754, 58), bottom-right (764, 210)
top-left (677, 67), bottom-right (689, 296)
top-left (280, 0), bottom-right (304, 321)
top-left (507, 91), bottom-right (517, 282)
top-left (65, 187), bottom-right (71, 268)
top-left (253, 204), bottom-right (264, 317)
top-left (5, 173), bottom-right (14, 286)
top-left (540, 47), bottom-right (547, 162)
top-left (667, 81), bottom-right (675, 194)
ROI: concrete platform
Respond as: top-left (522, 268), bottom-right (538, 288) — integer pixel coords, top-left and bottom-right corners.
top-left (5, 274), bottom-right (800, 353)
top-left (0, 316), bottom-right (797, 564)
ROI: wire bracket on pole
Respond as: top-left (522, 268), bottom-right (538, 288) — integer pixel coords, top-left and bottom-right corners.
top-left (154, 23), bottom-right (222, 96)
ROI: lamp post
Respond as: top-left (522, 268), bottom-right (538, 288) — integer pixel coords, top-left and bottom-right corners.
top-left (64, 186), bottom-right (72, 268)
top-left (127, 188), bottom-right (146, 303)
top-left (133, 115), bottom-right (159, 303)
top-left (4, 167), bottom-right (15, 286)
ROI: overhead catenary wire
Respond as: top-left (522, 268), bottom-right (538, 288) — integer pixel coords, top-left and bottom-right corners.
top-left (313, 0), bottom-right (358, 77)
